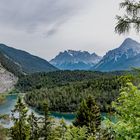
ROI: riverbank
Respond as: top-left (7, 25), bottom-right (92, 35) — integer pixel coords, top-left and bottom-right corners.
top-left (0, 94), bottom-right (75, 127)
top-left (0, 94), bottom-right (115, 128)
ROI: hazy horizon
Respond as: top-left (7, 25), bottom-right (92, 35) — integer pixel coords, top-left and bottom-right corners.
top-left (0, 0), bottom-right (140, 61)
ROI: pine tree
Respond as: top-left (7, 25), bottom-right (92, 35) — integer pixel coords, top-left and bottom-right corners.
top-left (115, 0), bottom-right (140, 34)
top-left (49, 119), bottom-right (67, 140)
top-left (28, 112), bottom-right (40, 140)
top-left (59, 119), bottom-right (67, 140)
top-left (10, 97), bottom-right (30, 140)
top-left (40, 101), bottom-right (52, 140)
top-left (73, 96), bottom-right (101, 135)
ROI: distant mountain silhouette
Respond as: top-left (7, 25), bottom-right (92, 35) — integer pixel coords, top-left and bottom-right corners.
top-left (50, 50), bottom-right (102, 70)
top-left (92, 38), bottom-right (140, 71)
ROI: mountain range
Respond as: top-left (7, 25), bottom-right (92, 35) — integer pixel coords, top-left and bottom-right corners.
top-left (1, 38), bottom-right (140, 93)
top-left (0, 44), bottom-right (57, 76)
top-left (50, 38), bottom-right (140, 71)
top-left (50, 50), bottom-right (102, 70)
top-left (92, 38), bottom-right (140, 71)
top-left (0, 37), bottom-right (140, 77)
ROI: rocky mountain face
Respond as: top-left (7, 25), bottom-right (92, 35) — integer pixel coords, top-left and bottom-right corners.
top-left (50, 50), bottom-right (102, 70)
top-left (0, 44), bottom-right (58, 75)
top-left (0, 64), bottom-right (18, 93)
top-left (0, 43), bottom-right (58, 93)
top-left (92, 38), bottom-right (140, 71)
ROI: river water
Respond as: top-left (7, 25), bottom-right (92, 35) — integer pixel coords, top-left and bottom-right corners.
top-left (0, 94), bottom-right (113, 128)
top-left (0, 94), bottom-right (75, 127)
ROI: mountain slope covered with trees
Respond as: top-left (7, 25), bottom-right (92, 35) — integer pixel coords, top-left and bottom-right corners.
top-left (0, 44), bottom-right (57, 75)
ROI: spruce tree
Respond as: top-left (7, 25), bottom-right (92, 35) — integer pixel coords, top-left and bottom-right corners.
top-left (40, 101), bottom-right (52, 140)
top-left (73, 96), bottom-right (101, 135)
top-left (28, 112), bottom-right (40, 140)
top-left (49, 119), bottom-right (67, 140)
top-left (10, 97), bottom-right (30, 140)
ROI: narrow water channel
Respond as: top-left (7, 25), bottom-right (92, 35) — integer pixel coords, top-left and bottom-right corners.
top-left (0, 94), bottom-right (75, 127)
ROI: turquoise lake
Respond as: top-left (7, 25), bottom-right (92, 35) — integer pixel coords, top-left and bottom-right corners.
top-left (0, 94), bottom-right (113, 127)
top-left (0, 94), bottom-right (75, 125)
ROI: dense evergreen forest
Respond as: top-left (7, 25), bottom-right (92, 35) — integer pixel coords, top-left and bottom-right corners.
top-left (1, 80), bottom-right (140, 139)
top-left (16, 70), bottom-right (130, 91)
top-left (24, 76), bottom-right (127, 112)
top-left (15, 70), bottom-right (133, 113)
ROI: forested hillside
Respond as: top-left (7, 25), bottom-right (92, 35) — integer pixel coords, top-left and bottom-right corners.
top-left (25, 76), bottom-right (129, 112)
top-left (0, 44), bottom-right (57, 75)
top-left (16, 70), bottom-right (133, 113)
top-left (16, 70), bottom-right (129, 91)
top-left (0, 51), bottom-right (23, 77)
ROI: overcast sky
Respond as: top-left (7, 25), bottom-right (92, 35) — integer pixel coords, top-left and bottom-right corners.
top-left (0, 0), bottom-right (140, 60)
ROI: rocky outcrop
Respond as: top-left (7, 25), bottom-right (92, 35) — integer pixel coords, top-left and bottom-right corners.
top-left (0, 64), bottom-right (18, 93)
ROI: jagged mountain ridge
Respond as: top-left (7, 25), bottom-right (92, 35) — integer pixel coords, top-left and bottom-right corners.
top-left (0, 44), bottom-right (58, 75)
top-left (92, 38), bottom-right (140, 71)
top-left (50, 50), bottom-right (102, 70)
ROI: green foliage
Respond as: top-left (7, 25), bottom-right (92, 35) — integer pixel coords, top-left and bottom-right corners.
top-left (24, 75), bottom-right (128, 113)
top-left (16, 70), bottom-right (127, 92)
top-left (0, 125), bottom-right (7, 140)
top-left (0, 51), bottom-right (23, 77)
top-left (8, 98), bottom-right (54, 140)
top-left (16, 70), bottom-right (133, 114)
top-left (98, 127), bottom-right (115, 140)
top-left (7, 98), bottom-right (99, 140)
top-left (65, 126), bottom-right (88, 140)
top-left (1, 70), bottom-right (137, 139)
top-left (40, 101), bottom-right (52, 140)
top-left (28, 112), bottom-right (40, 140)
top-left (0, 95), bottom-right (6, 104)
top-left (49, 119), bottom-right (67, 140)
top-left (107, 82), bottom-right (140, 139)
top-left (115, 0), bottom-right (140, 34)
top-left (10, 97), bottom-right (30, 140)
top-left (74, 96), bottom-right (101, 136)
top-left (4, 85), bottom-right (140, 140)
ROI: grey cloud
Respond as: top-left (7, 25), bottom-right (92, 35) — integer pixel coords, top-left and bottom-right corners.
top-left (0, 0), bottom-right (92, 35)
top-left (44, 23), bottom-right (61, 37)
top-left (0, 0), bottom-right (139, 61)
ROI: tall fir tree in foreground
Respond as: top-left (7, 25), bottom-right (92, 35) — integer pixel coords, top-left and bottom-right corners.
top-left (10, 97), bottom-right (30, 140)
top-left (73, 96), bottom-right (101, 136)
top-left (28, 112), bottom-right (40, 140)
top-left (115, 0), bottom-right (140, 34)
top-left (40, 101), bottom-right (52, 140)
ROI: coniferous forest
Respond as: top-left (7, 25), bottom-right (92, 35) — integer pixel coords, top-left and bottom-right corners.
top-left (1, 69), bottom-right (140, 139)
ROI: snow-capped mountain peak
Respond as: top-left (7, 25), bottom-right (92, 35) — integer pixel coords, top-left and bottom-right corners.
top-left (50, 50), bottom-right (102, 70)
top-left (104, 38), bottom-right (140, 61)
top-left (92, 38), bottom-right (140, 71)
